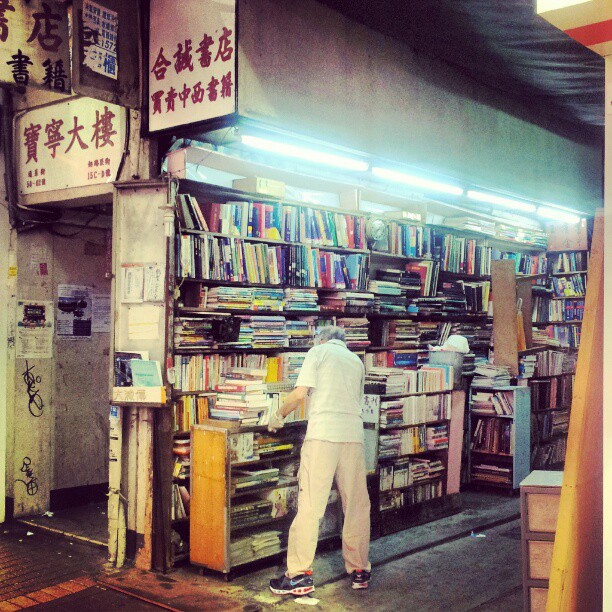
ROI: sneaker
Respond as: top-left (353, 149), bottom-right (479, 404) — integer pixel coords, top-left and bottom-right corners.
top-left (269, 572), bottom-right (315, 596)
top-left (351, 569), bottom-right (371, 589)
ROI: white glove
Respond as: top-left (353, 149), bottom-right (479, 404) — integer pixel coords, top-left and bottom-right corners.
top-left (267, 409), bottom-right (285, 433)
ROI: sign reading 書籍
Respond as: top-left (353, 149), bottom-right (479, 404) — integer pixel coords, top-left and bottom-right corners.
top-left (16, 97), bottom-right (126, 195)
top-left (148, 0), bottom-right (236, 132)
top-left (0, 0), bottom-right (71, 93)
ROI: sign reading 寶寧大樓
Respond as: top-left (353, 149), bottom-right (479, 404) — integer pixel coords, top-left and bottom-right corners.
top-left (148, 0), bottom-right (236, 132)
top-left (16, 97), bottom-right (126, 195)
top-left (0, 0), bottom-right (71, 93)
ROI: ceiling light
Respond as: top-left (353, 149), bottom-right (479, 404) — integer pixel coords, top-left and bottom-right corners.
top-left (240, 135), bottom-right (369, 172)
top-left (371, 167), bottom-right (463, 196)
top-left (466, 190), bottom-right (536, 213)
top-left (537, 206), bottom-right (581, 224)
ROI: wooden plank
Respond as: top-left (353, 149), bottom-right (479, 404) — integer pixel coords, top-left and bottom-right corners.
top-left (546, 212), bottom-right (603, 611)
top-left (492, 260), bottom-right (519, 376)
top-left (516, 277), bottom-right (534, 349)
top-left (190, 427), bottom-right (228, 572)
top-left (446, 390), bottom-right (465, 495)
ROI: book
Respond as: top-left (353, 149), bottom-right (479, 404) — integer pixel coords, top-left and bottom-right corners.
top-left (130, 359), bottom-right (163, 387)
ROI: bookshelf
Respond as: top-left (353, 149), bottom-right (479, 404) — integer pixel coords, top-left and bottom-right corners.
top-left (468, 385), bottom-right (530, 490)
top-left (171, 176), bottom-right (546, 561)
top-left (190, 421), bottom-right (341, 574)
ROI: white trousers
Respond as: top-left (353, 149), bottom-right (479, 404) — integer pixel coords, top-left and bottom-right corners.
top-left (286, 439), bottom-right (371, 577)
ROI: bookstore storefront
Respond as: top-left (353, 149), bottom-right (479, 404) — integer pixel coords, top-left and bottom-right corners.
top-left (101, 0), bottom-right (603, 578)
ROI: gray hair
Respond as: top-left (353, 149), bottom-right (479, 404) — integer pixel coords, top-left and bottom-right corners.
top-left (316, 325), bottom-right (346, 344)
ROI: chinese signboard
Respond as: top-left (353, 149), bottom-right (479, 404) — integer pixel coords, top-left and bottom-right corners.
top-left (82, 0), bottom-right (118, 80)
top-left (16, 97), bottom-right (126, 195)
top-left (148, 0), bottom-right (236, 132)
top-left (0, 0), bottom-right (71, 93)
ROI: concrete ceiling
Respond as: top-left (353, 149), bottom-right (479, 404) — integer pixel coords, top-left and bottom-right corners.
top-left (317, 0), bottom-right (605, 133)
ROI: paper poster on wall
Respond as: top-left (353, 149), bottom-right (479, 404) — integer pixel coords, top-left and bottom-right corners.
top-left (16, 300), bottom-right (54, 358)
top-left (143, 264), bottom-right (164, 302)
top-left (57, 285), bottom-right (92, 338)
top-left (128, 305), bottom-right (160, 340)
top-left (92, 293), bottom-right (111, 332)
top-left (121, 264), bottom-right (144, 303)
top-left (82, 0), bottom-right (118, 80)
top-left (28, 243), bottom-right (51, 276)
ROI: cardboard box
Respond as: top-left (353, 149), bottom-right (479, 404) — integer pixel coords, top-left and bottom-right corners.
top-left (232, 176), bottom-right (286, 198)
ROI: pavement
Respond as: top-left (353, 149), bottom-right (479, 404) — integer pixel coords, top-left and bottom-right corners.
top-left (1, 490), bottom-right (521, 610)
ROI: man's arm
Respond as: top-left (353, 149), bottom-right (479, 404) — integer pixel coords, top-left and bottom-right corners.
top-left (279, 386), bottom-right (310, 418)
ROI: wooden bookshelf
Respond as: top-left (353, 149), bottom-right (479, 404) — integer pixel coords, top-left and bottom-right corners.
top-left (467, 385), bottom-right (531, 490)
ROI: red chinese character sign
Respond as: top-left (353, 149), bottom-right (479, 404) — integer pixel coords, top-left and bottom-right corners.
top-left (16, 97), bottom-right (126, 195)
top-left (0, 0), bottom-right (70, 93)
top-left (148, 0), bottom-right (236, 132)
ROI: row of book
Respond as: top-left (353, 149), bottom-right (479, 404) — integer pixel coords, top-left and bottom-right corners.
top-left (529, 376), bottom-right (574, 412)
top-left (518, 349), bottom-right (570, 378)
top-left (532, 437), bottom-right (567, 470)
top-left (173, 395), bottom-right (215, 432)
top-left (471, 390), bottom-right (515, 416)
top-left (532, 296), bottom-right (584, 322)
top-left (537, 409), bottom-right (570, 440)
top-left (535, 325), bottom-right (581, 349)
top-left (379, 457), bottom-right (445, 491)
top-left (549, 251), bottom-right (588, 274)
top-left (177, 234), bottom-right (369, 290)
top-left (171, 483), bottom-right (191, 521)
top-left (551, 274), bottom-right (586, 297)
top-left (379, 393), bottom-right (451, 428)
top-left (470, 418), bottom-right (514, 455)
top-left (196, 199), bottom-right (368, 250)
top-left (379, 479), bottom-right (443, 511)
top-left (378, 423), bottom-right (449, 458)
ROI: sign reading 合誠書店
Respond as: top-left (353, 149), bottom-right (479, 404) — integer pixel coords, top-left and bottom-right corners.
top-left (16, 97), bottom-right (126, 195)
top-left (0, 0), bottom-right (71, 93)
top-left (148, 0), bottom-right (236, 132)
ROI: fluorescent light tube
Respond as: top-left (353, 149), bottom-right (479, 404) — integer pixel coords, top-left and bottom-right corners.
top-left (240, 135), bottom-right (368, 172)
top-left (537, 206), bottom-right (581, 224)
top-left (467, 190), bottom-right (536, 213)
top-left (371, 167), bottom-right (463, 196)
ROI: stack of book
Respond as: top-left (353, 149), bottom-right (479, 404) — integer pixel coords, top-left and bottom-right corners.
top-left (285, 320), bottom-right (315, 348)
top-left (368, 278), bottom-right (407, 313)
top-left (283, 288), bottom-right (319, 311)
top-left (336, 318), bottom-right (371, 349)
top-left (230, 531), bottom-right (282, 565)
top-left (173, 317), bottom-right (215, 350)
top-left (365, 367), bottom-right (409, 395)
top-left (405, 260), bottom-right (440, 297)
top-left (472, 364), bottom-right (511, 387)
top-left (417, 322), bottom-right (441, 348)
top-left (171, 482), bottom-right (190, 521)
top-left (253, 433), bottom-right (296, 460)
top-left (426, 424), bottom-right (449, 450)
top-left (318, 291), bottom-right (375, 313)
top-left (471, 463), bottom-right (512, 485)
top-left (436, 279), bottom-right (469, 314)
top-left (252, 289), bottom-right (284, 311)
top-left (230, 499), bottom-right (274, 529)
top-left (379, 400), bottom-right (404, 428)
top-left (470, 390), bottom-right (515, 416)
top-left (247, 316), bottom-right (288, 349)
top-left (212, 367), bottom-right (271, 424)
top-left (369, 320), bottom-right (419, 348)
top-left (205, 286), bottom-right (253, 310)
top-left (231, 468), bottom-right (280, 492)
top-left (411, 458), bottom-right (444, 481)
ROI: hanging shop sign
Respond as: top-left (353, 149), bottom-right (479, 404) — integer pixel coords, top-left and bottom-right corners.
top-left (72, 0), bottom-right (140, 107)
top-left (148, 0), bottom-right (237, 132)
top-left (0, 0), bottom-right (71, 93)
top-left (16, 96), bottom-right (126, 195)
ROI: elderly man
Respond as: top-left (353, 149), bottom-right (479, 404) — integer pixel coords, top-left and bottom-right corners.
top-left (269, 326), bottom-right (371, 596)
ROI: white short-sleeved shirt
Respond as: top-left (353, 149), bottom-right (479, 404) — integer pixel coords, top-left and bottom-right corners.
top-left (295, 339), bottom-right (365, 443)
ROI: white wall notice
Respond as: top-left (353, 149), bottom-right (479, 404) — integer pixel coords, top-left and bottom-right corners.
top-left (57, 285), bottom-right (92, 338)
top-left (92, 294), bottom-right (111, 332)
